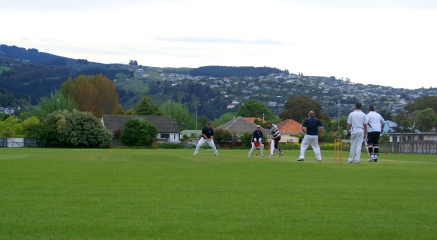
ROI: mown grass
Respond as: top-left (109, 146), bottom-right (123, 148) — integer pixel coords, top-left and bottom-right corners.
top-left (0, 148), bottom-right (436, 239)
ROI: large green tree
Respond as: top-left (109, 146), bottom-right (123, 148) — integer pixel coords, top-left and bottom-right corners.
top-left (30, 90), bottom-right (78, 120)
top-left (134, 97), bottom-right (161, 115)
top-left (236, 100), bottom-right (275, 120)
top-left (405, 96), bottom-right (437, 113)
top-left (280, 96), bottom-right (322, 122)
top-left (120, 118), bottom-right (158, 146)
top-left (160, 100), bottom-right (194, 130)
top-left (415, 108), bottom-right (437, 132)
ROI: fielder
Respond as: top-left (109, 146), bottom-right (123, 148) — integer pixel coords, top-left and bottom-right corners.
top-left (297, 111), bottom-right (324, 162)
top-left (366, 105), bottom-right (385, 162)
top-left (266, 122), bottom-right (283, 158)
top-left (346, 103), bottom-right (368, 164)
top-left (248, 125), bottom-right (264, 157)
top-left (193, 122), bottom-right (218, 156)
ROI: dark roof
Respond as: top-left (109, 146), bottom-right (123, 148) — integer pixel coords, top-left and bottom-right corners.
top-left (102, 115), bottom-right (179, 133)
top-left (217, 116), bottom-right (267, 134)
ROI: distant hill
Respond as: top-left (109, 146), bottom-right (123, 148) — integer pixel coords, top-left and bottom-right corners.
top-left (0, 44), bottom-right (134, 104)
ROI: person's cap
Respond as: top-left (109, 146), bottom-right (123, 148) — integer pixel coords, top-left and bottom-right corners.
top-left (256, 125), bottom-right (261, 128)
top-left (206, 122), bottom-right (211, 125)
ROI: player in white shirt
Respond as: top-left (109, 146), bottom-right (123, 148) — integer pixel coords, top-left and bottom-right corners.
top-left (346, 103), bottom-right (368, 164)
top-left (366, 106), bottom-right (385, 162)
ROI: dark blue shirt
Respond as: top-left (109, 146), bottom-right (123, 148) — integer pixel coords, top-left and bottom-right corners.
top-left (302, 117), bottom-right (323, 135)
top-left (202, 127), bottom-right (214, 139)
top-left (252, 130), bottom-right (263, 142)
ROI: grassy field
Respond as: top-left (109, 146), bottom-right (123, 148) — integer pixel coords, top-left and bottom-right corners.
top-left (0, 148), bottom-right (436, 239)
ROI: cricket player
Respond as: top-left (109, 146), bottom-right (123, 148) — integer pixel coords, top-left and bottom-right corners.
top-left (346, 103), bottom-right (368, 164)
top-left (248, 125), bottom-right (264, 157)
top-left (366, 105), bottom-right (385, 162)
top-left (267, 122), bottom-right (283, 158)
top-left (193, 122), bottom-right (218, 156)
top-left (297, 111), bottom-right (324, 162)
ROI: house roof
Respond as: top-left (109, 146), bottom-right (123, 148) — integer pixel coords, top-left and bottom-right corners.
top-left (102, 115), bottom-right (180, 133)
top-left (277, 119), bottom-right (302, 135)
top-left (243, 117), bottom-right (262, 123)
top-left (217, 116), bottom-right (267, 134)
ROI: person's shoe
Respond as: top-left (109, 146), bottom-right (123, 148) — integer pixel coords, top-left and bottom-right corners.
top-left (297, 158), bottom-right (304, 161)
top-left (215, 153), bottom-right (218, 156)
top-left (278, 151), bottom-right (283, 157)
top-left (269, 155), bottom-right (274, 158)
top-left (348, 161), bottom-right (353, 164)
top-left (194, 153), bottom-right (197, 156)
top-left (368, 158), bottom-right (374, 162)
top-left (373, 159), bottom-right (378, 162)
top-left (248, 154), bottom-right (251, 157)
top-left (317, 160), bottom-right (322, 162)
top-left (260, 155), bottom-right (264, 158)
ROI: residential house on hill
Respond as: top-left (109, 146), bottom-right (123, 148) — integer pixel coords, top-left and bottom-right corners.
top-left (277, 119), bottom-right (302, 143)
top-left (101, 115), bottom-right (180, 143)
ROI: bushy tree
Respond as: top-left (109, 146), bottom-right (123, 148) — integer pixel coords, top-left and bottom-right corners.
top-left (236, 100), bottom-right (275, 120)
top-left (212, 112), bottom-right (236, 128)
top-left (134, 97), bottom-right (161, 115)
top-left (40, 110), bottom-right (113, 148)
top-left (121, 119), bottom-right (158, 146)
top-left (416, 108), bottom-right (437, 132)
top-left (61, 74), bottom-right (119, 118)
top-left (30, 90), bottom-right (78, 120)
top-left (0, 116), bottom-right (20, 138)
top-left (21, 116), bottom-right (41, 138)
top-left (160, 100), bottom-right (195, 130)
top-left (405, 96), bottom-right (437, 113)
top-left (280, 96), bottom-right (322, 122)
top-left (213, 129), bottom-right (232, 144)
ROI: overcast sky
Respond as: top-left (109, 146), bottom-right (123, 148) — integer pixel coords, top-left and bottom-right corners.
top-left (1, 0), bottom-right (436, 89)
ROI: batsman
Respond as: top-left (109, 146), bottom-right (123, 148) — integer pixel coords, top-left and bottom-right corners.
top-left (248, 125), bottom-right (265, 157)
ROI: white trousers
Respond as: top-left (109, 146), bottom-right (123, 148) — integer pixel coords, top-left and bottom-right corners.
top-left (194, 138), bottom-right (218, 155)
top-left (249, 142), bottom-right (264, 156)
top-left (270, 140), bottom-right (278, 156)
top-left (348, 132), bottom-right (364, 163)
top-left (299, 135), bottom-right (322, 160)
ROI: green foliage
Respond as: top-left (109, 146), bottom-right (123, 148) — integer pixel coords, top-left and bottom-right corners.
top-left (415, 108), bottom-right (437, 132)
top-left (40, 110), bottom-right (113, 148)
top-left (121, 118), bottom-right (158, 146)
top-left (213, 128), bottom-right (232, 143)
top-left (405, 96), bottom-right (437, 113)
top-left (212, 112), bottom-right (236, 127)
top-left (20, 116), bottom-right (41, 138)
top-left (239, 132), bottom-right (253, 147)
top-left (0, 115), bottom-right (20, 138)
top-left (134, 97), bottom-right (161, 115)
top-left (280, 96), bottom-right (322, 122)
top-left (30, 90), bottom-right (78, 120)
top-left (236, 99), bottom-right (275, 119)
top-left (159, 100), bottom-right (195, 130)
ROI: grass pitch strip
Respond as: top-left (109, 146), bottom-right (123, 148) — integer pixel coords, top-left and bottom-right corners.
top-left (0, 148), bottom-right (436, 239)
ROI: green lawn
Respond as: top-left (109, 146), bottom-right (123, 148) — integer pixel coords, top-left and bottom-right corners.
top-left (0, 148), bottom-right (436, 239)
